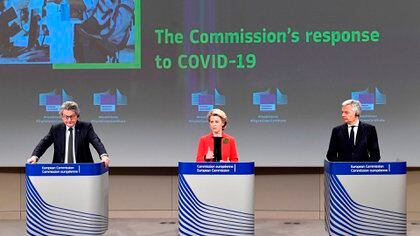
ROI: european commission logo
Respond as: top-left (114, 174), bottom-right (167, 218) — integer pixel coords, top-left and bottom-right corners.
top-left (39, 89), bottom-right (73, 112)
top-left (93, 89), bottom-right (127, 112)
top-left (191, 89), bottom-right (225, 112)
top-left (253, 88), bottom-right (287, 112)
top-left (351, 87), bottom-right (386, 111)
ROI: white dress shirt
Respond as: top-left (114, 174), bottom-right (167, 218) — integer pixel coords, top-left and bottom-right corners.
top-left (347, 120), bottom-right (360, 145)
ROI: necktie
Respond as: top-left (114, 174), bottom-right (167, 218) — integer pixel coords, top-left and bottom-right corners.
top-left (349, 126), bottom-right (355, 147)
top-left (68, 127), bottom-right (74, 163)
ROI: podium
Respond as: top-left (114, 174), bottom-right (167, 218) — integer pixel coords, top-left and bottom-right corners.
top-left (178, 162), bottom-right (255, 235)
top-left (324, 160), bottom-right (407, 235)
top-left (25, 163), bottom-right (109, 235)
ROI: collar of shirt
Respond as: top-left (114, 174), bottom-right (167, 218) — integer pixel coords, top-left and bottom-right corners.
top-left (347, 120), bottom-right (360, 128)
top-left (66, 126), bottom-right (74, 131)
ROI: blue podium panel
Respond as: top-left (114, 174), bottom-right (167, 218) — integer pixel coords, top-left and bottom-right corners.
top-left (324, 160), bottom-right (407, 236)
top-left (178, 162), bottom-right (255, 236)
top-left (25, 163), bottom-right (109, 236)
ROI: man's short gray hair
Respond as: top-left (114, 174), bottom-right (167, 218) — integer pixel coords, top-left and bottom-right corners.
top-left (59, 101), bottom-right (80, 117)
top-left (342, 99), bottom-right (361, 116)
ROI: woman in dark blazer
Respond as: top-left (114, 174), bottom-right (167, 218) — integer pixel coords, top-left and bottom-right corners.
top-left (196, 109), bottom-right (238, 162)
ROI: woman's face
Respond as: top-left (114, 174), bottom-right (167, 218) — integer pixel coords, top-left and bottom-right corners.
top-left (209, 115), bottom-right (224, 135)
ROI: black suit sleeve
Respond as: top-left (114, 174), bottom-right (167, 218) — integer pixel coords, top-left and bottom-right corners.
top-left (86, 123), bottom-right (107, 157)
top-left (31, 125), bottom-right (55, 159)
top-left (368, 126), bottom-right (380, 161)
top-left (326, 128), bottom-right (339, 161)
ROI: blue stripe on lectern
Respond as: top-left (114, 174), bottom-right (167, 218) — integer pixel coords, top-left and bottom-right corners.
top-left (324, 161), bottom-right (406, 175)
top-left (26, 176), bottom-right (108, 236)
top-left (178, 162), bottom-right (254, 175)
top-left (25, 163), bottom-right (108, 176)
top-left (325, 173), bottom-right (406, 236)
top-left (178, 174), bottom-right (254, 235)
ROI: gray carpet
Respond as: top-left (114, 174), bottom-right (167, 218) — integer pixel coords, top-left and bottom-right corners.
top-left (1, 219), bottom-right (420, 235)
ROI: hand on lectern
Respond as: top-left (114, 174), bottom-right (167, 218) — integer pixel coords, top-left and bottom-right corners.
top-left (27, 156), bottom-right (38, 164)
top-left (100, 155), bottom-right (110, 168)
top-left (205, 147), bottom-right (214, 160)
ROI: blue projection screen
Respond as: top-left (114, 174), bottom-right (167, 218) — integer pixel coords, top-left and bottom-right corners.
top-left (1, 0), bottom-right (419, 166)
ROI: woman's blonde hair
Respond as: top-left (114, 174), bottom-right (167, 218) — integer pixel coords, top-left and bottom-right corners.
top-left (207, 108), bottom-right (228, 129)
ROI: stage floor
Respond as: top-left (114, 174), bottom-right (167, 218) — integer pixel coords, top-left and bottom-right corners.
top-left (1, 219), bottom-right (419, 235)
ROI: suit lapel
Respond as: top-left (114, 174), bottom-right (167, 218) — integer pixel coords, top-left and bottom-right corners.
top-left (339, 124), bottom-right (349, 144)
top-left (74, 121), bottom-right (80, 157)
top-left (355, 122), bottom-right (364, 147)
top-left (59, 124), bottom-right (66, 161)
top-left (207, 133), bottom-right (214, 152)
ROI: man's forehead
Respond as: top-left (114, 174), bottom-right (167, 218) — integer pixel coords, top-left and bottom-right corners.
top-left (62, 109), bottom-right (76, 114)
top-left (342, 105), bottom-right (354, 111)
top-left (342, 104), bottom-right (352, 109)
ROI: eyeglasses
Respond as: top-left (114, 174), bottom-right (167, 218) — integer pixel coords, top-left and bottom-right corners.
top-left (62, 114), bottom-right (77, 120)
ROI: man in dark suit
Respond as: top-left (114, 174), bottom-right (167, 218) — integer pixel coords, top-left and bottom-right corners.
top-left (27, 101), bottom-right (110, 167)
top-left (326, 99), bottom-right (380, 162)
